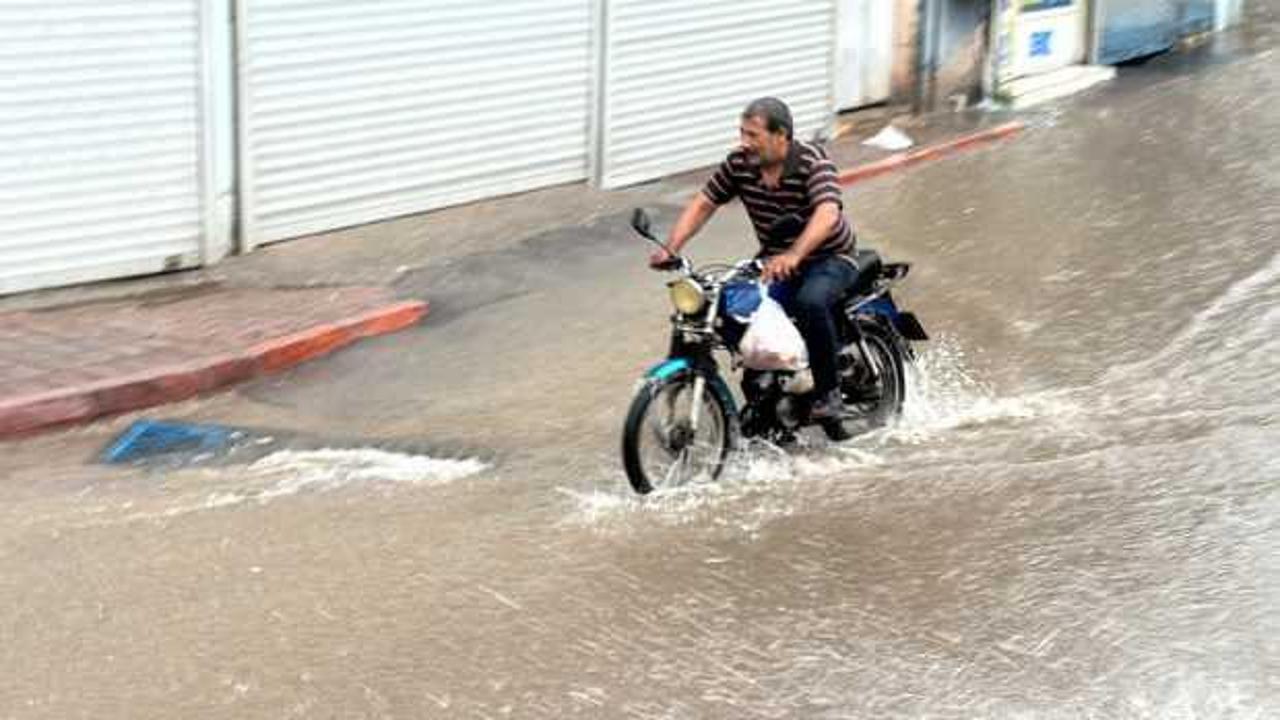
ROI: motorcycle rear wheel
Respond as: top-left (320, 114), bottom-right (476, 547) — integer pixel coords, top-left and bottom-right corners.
top-left (830, 328), bottom-right (906, 438)
top-left (622, 372), bottom-right (732, 495)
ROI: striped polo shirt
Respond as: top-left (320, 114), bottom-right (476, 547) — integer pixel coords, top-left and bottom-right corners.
top-left (702, 140), bottom-right (855, 260)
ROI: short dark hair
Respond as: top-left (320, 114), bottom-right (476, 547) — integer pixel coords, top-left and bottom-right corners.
top-left (742, 97), bottom-right (793, 140)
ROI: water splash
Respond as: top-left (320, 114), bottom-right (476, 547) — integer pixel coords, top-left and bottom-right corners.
top-left (883, 336), bottom-right (1080, 443)
top-left (56, 449), bottom-right (491, 529)
top-left (567, 335), bottom-right (1080, 529)
top-left (242, 448), bottom-right (490, 499)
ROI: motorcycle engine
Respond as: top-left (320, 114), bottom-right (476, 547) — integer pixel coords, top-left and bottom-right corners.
top-left (776, 396), bottom-right (801, 429)
top-left (781, 368), bottom-right (814, 395)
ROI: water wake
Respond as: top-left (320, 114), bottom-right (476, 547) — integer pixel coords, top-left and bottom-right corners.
top-left (58, 449), bottom-right (491, 529)
top-left (568, 336), bottom-right (1076, 527)
top-left (244, 448), bottom-right (489, 496)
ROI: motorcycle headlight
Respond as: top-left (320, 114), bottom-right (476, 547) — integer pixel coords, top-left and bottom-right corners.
top-left (668, 278), bottom-right (707, 315)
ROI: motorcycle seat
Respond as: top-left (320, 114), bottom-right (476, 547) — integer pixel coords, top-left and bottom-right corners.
top-left (845, 248), bottom-right (883, 299)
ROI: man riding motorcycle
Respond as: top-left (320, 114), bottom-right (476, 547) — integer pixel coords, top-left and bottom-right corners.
top-left (649, 97), bottom-right (859, 422)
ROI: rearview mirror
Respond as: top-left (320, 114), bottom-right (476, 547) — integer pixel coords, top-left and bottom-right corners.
top-left (631, 208), bottom-right (653, 239)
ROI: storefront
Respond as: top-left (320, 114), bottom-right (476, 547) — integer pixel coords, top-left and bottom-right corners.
top-left (5, 1), bottom-right (842, 293)
top-left (0, 2), bottom-right (227, 295)
top-left (234, 0), bottom-right (596, 248)
top-left (836, 0), bottom-right (895, 110)
top-left (1094, 0), bottom-right (1215, 64)
top-left (593, 0), bottom-right (835, 189)
top-left (236, 0), bottom-right (839, 234)
top-left (995, 0), bottom-right (1092, 85)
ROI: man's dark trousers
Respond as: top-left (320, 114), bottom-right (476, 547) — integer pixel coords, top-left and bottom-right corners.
top-left (771, 255), bottom-right (860, 397)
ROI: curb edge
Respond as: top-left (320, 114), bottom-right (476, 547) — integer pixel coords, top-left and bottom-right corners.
top-left (0, 299), bottom-right (430, 440)
top-left (838, 121), bottom-right (1026, 186)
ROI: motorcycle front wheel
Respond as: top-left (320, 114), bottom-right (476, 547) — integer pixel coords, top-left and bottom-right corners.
top-left (622, 371), bottom-right (733, 495)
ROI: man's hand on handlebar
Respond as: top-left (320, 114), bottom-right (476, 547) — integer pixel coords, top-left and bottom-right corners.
top-left (761, 252), bottom-right (802, 282)
top-left (649, 247), bottom-right (682, 271)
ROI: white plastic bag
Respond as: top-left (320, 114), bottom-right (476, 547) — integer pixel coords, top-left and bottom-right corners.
top-left (862, 124), bottom-right (914, 151)
top-left (739, 294), bottom-right (809, 371)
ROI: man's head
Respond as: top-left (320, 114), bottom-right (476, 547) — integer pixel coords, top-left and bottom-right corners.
top-left (739, 97), bottom-right (793, 168)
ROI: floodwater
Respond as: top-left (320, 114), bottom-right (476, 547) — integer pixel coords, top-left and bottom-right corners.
top-left (2, 13), bottom-right (1278, 720)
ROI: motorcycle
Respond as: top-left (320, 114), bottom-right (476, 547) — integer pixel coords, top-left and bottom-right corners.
top-left (621, 208), bottom-right (929, 495)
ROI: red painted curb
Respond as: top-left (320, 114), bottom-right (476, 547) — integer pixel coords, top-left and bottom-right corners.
top-left (253, 324), bottom-right (356, 375)
top-left (838, 121), bottom-right (1025, 187)
top-left (0, 393), bottom-right (95, 439)
top-left (0, 299), bottom-right (429, 440)
top-left (251, 300), bottom-right (429, 374)
top-left (348, 301), bottom-right (430, 338)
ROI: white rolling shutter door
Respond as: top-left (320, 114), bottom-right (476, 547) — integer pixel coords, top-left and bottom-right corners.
top-left (0, 1), bottom-right (207, 295)
top-left (598, 0), bottom-right (836, 189)
top-left (238, 0), bottom-right (593, 246)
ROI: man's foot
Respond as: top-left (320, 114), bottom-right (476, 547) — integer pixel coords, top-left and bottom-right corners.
top-left (810, 389), bottom-right (846, 421)
top-left (819, 419), bottom-right (854, 442)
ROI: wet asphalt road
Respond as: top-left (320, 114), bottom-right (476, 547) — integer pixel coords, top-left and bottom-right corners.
top-left (1, 12), bottom-right (1278, 719)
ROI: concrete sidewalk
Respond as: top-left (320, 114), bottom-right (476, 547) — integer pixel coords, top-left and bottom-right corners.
top-left (0, 106), bottom-right (1024, 440)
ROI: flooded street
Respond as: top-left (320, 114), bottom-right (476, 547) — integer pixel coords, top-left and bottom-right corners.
top-left (2, 12), bottom-right (1278, 719)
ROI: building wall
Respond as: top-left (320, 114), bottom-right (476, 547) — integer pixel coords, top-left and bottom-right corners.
top-left (1096, 0), bottom-right (1215, 64)
top-left (934, 0), bottom-right (990, 105)
top-left (5, 1), bottom-right (849, 293)
top-left (890, 0), bottom-right (991, 109)
top-left (891, 0), bottom-right (922, 103)
top-left (0, 0), bottom-right (214, 295)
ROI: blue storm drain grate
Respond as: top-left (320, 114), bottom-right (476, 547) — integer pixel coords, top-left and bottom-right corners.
top-left (102, 419), bottom-right (246, 464)
top-left (101, 419), bottom-right (494, 470)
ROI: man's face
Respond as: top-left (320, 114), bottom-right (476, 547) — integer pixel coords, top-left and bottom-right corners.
top-left (739, 115), bottom-right (789, 168)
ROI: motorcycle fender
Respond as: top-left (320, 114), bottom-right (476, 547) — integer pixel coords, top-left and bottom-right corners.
top-left (893, 311), bottom-right (929, 341)
top-left (643, 358), bottom-right (738, 417)
top-left (646, 357), bottom-right (691, 381)
top-left (862, 295), bottom-right (928, 342)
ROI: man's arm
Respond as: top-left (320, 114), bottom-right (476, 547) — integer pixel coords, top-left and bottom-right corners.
top-left (761, 200), bottom-right (839, 281)
top-left (651, 191), bottom-right (719, 266)
top-left (669, 191), bottom-right (719, 251)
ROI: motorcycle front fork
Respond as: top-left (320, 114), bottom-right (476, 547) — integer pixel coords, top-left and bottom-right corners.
top-left (687, 375), bottom-right (706, 432)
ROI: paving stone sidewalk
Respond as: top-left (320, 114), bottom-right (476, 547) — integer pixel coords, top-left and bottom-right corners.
top-left (0, 285), bottom-right (426, 438)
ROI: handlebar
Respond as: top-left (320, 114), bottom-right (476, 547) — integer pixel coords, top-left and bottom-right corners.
top-left (633, 207), bottom-right (763, 282)
top-left (722, 259), bottom-right (764, 283)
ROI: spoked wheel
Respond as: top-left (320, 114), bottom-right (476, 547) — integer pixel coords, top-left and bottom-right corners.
top-left (622, 372), bottom-right (733, 495)
top-left (836, 329), bottom-right (906, 433)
